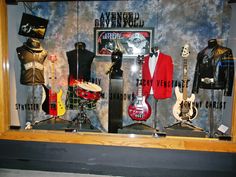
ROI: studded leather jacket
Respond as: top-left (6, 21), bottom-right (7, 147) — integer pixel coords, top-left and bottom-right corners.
top-left (192, 44), bottom-right (234, 96)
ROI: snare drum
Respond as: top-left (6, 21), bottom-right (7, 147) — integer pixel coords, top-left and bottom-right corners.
top-left (76, 82), bottom-right (102, 101)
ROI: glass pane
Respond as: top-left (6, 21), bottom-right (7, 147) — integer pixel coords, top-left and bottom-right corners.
top-left (7, 0), bottom-right (235, 139)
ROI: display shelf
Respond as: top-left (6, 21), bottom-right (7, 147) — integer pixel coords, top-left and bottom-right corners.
top-left (0, 130), bottom-right (236, 152)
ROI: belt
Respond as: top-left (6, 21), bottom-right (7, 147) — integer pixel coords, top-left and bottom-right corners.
top-left (201, 77), bottom-right (214, 84)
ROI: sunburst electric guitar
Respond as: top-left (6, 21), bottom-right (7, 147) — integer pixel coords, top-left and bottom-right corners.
top-left (128, 55), bottom-right (151, 121)
top-left (172, 44), bottom-right (197, 121)
top-left (42, 55), bottom-right (66, 117)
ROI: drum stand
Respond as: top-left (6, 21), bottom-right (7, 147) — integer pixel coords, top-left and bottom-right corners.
top-left (71, 100), bottom-right (94, 130)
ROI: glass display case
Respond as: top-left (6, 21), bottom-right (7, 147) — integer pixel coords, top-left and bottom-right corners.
top-left (0, 0), bottom-right (236, 153)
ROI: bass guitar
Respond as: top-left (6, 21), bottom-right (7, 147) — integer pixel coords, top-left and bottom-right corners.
top-left (42, 55), bottom-right (66, 116)
top-left (128, 55), bottom-right (151, 121)
top-left (173, 44), bottom-right (197, 121)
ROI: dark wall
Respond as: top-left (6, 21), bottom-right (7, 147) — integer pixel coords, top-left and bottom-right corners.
top-left (0, 140), bottom-right (236, 177)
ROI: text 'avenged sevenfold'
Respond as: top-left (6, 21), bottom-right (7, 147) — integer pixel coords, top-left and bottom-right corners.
top-left (94, 12), bottom-right (144, 28)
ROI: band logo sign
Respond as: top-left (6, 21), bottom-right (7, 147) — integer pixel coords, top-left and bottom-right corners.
top-left (94, 12), bottom-right (144, 28)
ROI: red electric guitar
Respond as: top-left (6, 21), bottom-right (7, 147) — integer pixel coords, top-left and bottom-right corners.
top-left (128, 55), bottom-right (151, 121)
top-left (42, 55), bottom-right (66, 116)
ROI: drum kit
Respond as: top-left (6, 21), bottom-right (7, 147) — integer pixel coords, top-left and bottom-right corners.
top-left (31, 81), bottom-right (102, 131)
top-left (71, 81), bottom-right (102, 129)
top-left (76, 82), bottom-right (102, 108)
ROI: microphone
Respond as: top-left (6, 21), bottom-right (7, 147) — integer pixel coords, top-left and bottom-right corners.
top-left (106, 62), bottom-right (116, 75)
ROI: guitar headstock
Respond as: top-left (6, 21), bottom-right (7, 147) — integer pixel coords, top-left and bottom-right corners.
top-left (181, 44), bottom-right (190, 58)
top-left (49, 54), bottom-right (57, 63)
top-left (137, 55), bottom-right (145, 65)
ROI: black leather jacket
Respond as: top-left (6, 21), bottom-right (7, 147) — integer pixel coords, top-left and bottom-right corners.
top-left (192, 44), bottom-right (234, 96)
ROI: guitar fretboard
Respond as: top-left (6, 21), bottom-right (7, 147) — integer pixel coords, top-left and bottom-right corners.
top-left (137, 56), bottom-right (144, 97)
top-left (181, 44), bottom-right (190, 101)
top-left (182, 57), bottom-right (188, 100)
top-left (48, 55), bottom-right (57, 93)
top-left (50, 62), bottom-right (56, 92)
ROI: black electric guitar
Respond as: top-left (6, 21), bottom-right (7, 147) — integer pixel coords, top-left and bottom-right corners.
top-left (172, 44), bottom-right (198, 121)
top-left (128, 55), bottom-right (151, 121)
top-left (42, 55), bottom-right (66, 116)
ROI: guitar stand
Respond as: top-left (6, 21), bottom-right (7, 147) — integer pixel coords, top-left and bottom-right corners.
top-left (119, 122), bottom-right (158, 135)
top-left (32, 116), bottom-right (71, 130)
top-left (166, 121), bottom-right (203, 131)
top-left (165, 120), bottom-right (206, 137)
top-left (34, 115), bottom-right (69, 124)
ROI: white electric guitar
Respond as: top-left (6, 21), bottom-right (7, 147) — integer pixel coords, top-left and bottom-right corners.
top-left (172, 44), bottom-right (197, 122)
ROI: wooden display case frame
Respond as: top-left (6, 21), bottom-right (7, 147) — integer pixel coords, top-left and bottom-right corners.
top-left (1, 0), bottom-right (236, 153)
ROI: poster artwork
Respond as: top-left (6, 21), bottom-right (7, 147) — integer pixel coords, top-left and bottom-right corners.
top-left (95, 28), bottom-right (153, 57)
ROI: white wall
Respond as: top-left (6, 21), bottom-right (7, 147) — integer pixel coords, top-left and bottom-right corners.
top-left (228, 4), bottom-right (236, 54)
top-left (224, 3), bottom-right (236, 131)
top-left (7, 3), bottom-right (26, 126)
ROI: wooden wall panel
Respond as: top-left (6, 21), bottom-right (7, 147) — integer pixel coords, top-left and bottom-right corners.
top-left (0, 130), bottom-right (235, 152)
top-left (0, 0), bottom-right (9, 133)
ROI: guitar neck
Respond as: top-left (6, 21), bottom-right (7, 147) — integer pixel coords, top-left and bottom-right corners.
top-left (51, 62), bottom-right (55, 91)
top-left (182, 57), bottom-right (188, 100)
top-left (137, 84), bottom-right (142, 97)
top-left (137, 65), bottom-right (143, 97)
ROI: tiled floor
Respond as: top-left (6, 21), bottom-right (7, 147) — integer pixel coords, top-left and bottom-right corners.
top-left (0, 168), bottom-right (118, 177)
